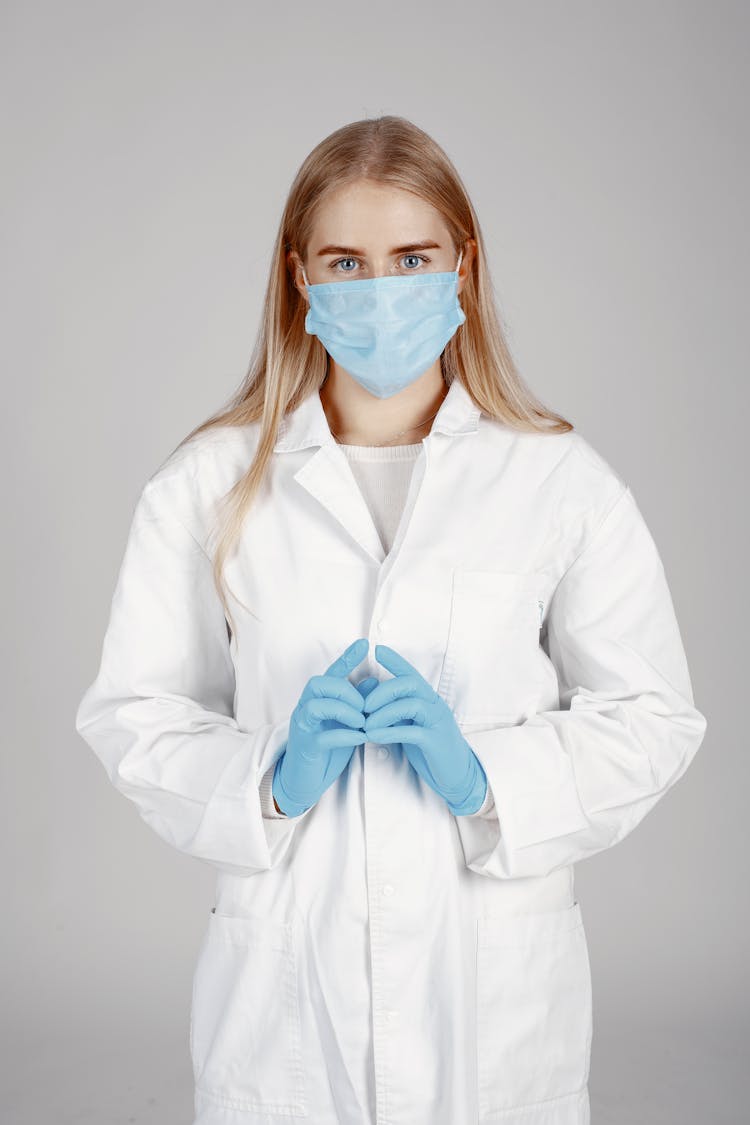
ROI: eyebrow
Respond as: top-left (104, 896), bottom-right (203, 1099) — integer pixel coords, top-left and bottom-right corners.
top-left (315, 240), bottom-right (442, 257)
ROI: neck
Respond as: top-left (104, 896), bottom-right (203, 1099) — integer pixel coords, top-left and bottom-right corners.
top-left (320, 365), bottom-right (448, 446)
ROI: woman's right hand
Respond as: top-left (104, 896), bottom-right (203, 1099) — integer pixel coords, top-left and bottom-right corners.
top-left (272, 637), bottom-right (376, 817)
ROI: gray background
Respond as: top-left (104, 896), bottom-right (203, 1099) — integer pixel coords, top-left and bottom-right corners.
top-left (2, 1), bottom-right (746, 1121)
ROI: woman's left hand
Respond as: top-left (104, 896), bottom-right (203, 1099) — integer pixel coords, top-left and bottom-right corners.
top-left (362, 643), bottom-right (488, 816)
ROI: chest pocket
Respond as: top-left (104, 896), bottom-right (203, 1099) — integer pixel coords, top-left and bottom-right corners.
top-left (437, 569), bottom-right (543, 724)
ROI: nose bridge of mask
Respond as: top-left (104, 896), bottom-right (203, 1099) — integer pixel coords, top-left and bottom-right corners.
top-left (301, 246), bottom-right (463, 288)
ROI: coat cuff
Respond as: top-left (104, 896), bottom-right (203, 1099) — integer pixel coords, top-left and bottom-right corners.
top-left (467, 723), bottom-right (589, 847)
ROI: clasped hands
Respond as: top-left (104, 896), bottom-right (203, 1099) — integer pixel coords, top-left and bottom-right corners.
top-left (272, 637), bottom-right (488, 819)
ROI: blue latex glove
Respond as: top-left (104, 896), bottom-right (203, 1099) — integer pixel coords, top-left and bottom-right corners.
top-left (272, 638), bottom-right (372, 817)
top-left (362, 643), bottom-right (488, 816)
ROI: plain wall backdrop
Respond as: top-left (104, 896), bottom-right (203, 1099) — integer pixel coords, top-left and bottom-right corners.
top-left (2, 1), bottom-right (746, 1121)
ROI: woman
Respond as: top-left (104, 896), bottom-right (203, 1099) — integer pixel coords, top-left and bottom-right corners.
top-left (75, 115), bottom-right (707, 1125)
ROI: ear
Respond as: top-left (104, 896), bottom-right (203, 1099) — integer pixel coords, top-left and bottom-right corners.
top-left (458, 238), bottom-right (477, 294)
top-left (286, 249), bottom-right (308, 302)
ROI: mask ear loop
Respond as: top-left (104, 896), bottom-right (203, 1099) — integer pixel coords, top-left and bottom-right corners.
top-left (441, 246), bottom-right (465, 387)
top-left (298, 258), bottom-right (327, 379)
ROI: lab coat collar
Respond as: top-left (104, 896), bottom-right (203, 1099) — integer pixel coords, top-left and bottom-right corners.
top-left (273, 375), bottom-right (482, 453)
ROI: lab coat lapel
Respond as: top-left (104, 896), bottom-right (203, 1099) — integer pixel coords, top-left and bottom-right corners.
top-left (272, 377), bottom-right (482, 566)
top-left (296, 444), bottom-right (387, 565)
top-left (273, 387), bottom-right (387, 563)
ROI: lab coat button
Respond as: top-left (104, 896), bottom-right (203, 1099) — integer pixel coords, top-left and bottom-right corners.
top-left (376, 746), bottom-right (389, 759)
top-left (377, 617), bottom-right (387, 631)
top-left (382, 883), bottom-right (394, 896)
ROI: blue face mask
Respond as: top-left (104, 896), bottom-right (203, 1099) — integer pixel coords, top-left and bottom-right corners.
top-left (301, 248), bottom-right (466, 398)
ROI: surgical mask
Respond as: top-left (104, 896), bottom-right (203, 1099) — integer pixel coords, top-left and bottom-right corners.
top-left (301, 248), bottom-right (466, 398)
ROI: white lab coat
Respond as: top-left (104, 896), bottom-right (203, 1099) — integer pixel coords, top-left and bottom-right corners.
top-left (75, 376), bottom-right (707, 1125)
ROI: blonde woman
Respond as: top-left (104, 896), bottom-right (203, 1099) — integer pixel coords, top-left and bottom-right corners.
top-left (75, 116), bottom-right (707, 1125)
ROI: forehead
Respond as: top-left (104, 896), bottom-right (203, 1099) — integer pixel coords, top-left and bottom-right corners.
top-left (309, 180), bottom-right (448, 245)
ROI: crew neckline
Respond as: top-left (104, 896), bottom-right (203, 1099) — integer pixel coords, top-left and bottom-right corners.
top-left (335, 441), bottom-right (424, 461)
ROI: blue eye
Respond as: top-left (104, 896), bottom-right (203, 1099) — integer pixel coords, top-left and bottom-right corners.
top-left (401, 254), bottom-right (428, 269)
top-left (328, 254), bottom-right (430, 274)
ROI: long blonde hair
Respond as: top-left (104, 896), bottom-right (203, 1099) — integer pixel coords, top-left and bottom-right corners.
top-left (171, 114), bottom-right (573, 637)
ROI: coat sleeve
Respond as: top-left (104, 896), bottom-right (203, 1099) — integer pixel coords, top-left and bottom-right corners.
top-left (455, 485), bottom-right (707, 879)
top-left (74, 480), bottom-right (312, 878)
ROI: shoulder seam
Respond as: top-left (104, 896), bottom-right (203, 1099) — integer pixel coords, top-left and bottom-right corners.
top-left (558, 482), bottom-right (631, 585)
top-left (145, 427), bottom-right (253, 488)
top-left (140, 478), bottom-right (213, 563)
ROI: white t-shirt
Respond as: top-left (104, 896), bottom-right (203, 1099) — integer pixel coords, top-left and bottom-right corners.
top-left (338, 439), bottom-right (423, 554)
